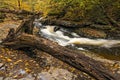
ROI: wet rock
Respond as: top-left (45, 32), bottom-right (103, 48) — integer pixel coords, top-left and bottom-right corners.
top-left (38, 72), bottom-right (53, 80)
top-left (90, 24), bottom-right (113, 30)
top-left (38, 68), bottom-right (77, 80)
top-left (17, 74), bottom-right (35, 80)
top-left (75, 28), bottom-right (107, 38)
top-left (11, 69), bottom-right (27, 79)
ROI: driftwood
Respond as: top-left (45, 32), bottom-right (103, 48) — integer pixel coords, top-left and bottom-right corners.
top-left (39, 18), bottom-right (92, 28)
top-left (1, 16), bottom-right (118, 80)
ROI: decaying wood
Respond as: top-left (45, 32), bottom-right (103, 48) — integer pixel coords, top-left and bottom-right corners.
top-left (2, 15), bottom-right (35, 43)
top-left (0, 8), bottom-right (34, 15)
top-left (2, 33), bottom-right (117, 80)
top-left (15, 16), bottom-right (35, 34)
top-left (0, 8), bottom-right (38, 15)
top-left (39, 18), bottom-right (92, 28)
top-left (1, 16), bottom-right (118, 80)
top-left (2, 28), bottom-right (15, 42)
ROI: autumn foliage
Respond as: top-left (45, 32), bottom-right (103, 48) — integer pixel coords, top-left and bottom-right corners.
top-left (0, 0), bottom-right (120, 22)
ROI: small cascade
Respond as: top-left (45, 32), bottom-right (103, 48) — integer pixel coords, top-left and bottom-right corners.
top-left (33, 19), bottom-right (120, 49)
top-left (39, 25), bottom-right (120, 48)
top-left (40, 26), bottom-right (70, 46)
top-left (33, 19), bottom-right (120, 60)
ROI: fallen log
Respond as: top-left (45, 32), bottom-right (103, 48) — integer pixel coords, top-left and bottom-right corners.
top-left (39, 18), bottom-right (92, 28)
top-left (0, 8), bottom-right (42, 15)
top-left (2, 33), bottom-right (117, 80)
top-left (0, 8), bottom-right (34, 15)
top-left (1, 16), bottom-right (118, 80)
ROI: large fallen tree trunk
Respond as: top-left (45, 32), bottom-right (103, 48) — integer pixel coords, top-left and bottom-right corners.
top-left (1, 17), bottom-right (118, 80)
top-left (39, 15), bottom-right (120, 30)
top-left (2, 33), bottom-right (118, 80)
top-left (0, 8), bottom-right (35, 15)
top-left (0, 8), bottom-right (43, 16)
top-left (39, 18), bottom-right (92, 28)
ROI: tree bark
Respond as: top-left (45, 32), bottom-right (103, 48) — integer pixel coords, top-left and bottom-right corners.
top-left (39, 18), bottom-right (92, 28)
top-left (15, 16), bottom-right (35, 34)
top-left (2, 33), bottom-right (117, 80)
top-left (0, 8), bottom-right (36, 15)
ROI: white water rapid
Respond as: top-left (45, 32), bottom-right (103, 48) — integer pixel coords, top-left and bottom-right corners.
top-left (35, 23), bottom-right (120, 49)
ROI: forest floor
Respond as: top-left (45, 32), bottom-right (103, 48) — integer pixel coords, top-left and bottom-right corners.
top-left (0, 18), bottom-right (120, 80)
top-left (0, 19), bottom-right (88, 80)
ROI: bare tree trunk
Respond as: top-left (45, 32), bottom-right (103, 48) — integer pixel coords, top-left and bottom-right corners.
top-left (18, 0), bottom-right (21, 10)
top-left (2, 33), bottom-right (117, 80)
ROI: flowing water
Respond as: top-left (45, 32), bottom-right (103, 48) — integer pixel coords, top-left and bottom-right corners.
top-left (34, 21), bottom-right (120, 61)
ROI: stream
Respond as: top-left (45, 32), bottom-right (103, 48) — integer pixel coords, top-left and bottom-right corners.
top-left (34, 20), bottom-right (120, 61)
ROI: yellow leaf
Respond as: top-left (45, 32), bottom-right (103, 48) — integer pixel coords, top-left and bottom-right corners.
top-left (25, 68), bottom-right (31, 73)
top-left (7, 58), bottom-right (12, 62)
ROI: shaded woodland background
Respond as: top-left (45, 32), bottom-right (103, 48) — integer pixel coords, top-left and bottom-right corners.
top-left (0, 0), bottom-right (120, 23)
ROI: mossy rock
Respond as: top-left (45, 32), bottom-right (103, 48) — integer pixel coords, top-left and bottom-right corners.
top-left (75, 28), bottom-right (107, 38)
